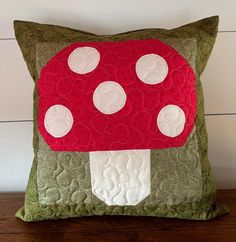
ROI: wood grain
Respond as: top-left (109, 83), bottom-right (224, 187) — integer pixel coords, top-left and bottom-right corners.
top-left (0, 122), bottom-right (33, 192)
top-left (0, 40), bottom-right (33, 122)
top-left (1, 0), bottom-right (236, 39)
top-left (202, 32), bottom-right (236, 114)
top-left (206, 116), bottom-right (236, 189)
top-left (1, 33), bottom-right (236, 122)
top-left (0, 190), bottom-right (235, 242)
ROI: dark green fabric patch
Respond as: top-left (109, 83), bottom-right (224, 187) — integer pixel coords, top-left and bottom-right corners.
top-left (14, 16), bottom-right (229, 221)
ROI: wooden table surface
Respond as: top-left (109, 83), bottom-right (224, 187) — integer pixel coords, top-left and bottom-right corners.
top-left (0, 190), bottom-right (235, 242)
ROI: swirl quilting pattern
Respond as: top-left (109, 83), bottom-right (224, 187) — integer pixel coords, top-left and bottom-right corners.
top-left (37, 39), bottom-right (197, 152)
top-left (36, 38), bottom-right (198, 206)
top-left (14, 16), bottom-right (229, 221)
top-left (36, 39), bottom-right (200, 208)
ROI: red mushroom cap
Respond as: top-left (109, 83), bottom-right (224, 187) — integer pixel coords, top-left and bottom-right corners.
top-left (38, 39), bottom-right (197, 151)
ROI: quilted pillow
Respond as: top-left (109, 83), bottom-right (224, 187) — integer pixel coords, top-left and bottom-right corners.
top-left (14, 16), bottom-right (228, 221)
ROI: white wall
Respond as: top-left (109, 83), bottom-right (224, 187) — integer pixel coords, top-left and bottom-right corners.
top-left (0, 0), bottom-right (235, 191)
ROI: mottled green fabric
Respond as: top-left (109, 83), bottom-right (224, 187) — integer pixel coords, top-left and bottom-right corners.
top-left (14, 16), bottom-right (229, 221)
top-left (37, 127), bottom-right (202, 206)
top-left (35, 39), bottom-right (201, 208)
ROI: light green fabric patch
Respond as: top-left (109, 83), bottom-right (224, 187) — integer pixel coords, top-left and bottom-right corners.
top-left (36, 39), bottom-right (200, 207)
top-left (36, 42), bottom-right (70, 75)
top-left (37, 127), bottom-right (202, 208)
top-left (162, 38), bottom-right (197, 72)
top-left (37, 134), bottom-right (92, 205)
top-left (14, 16), bottom-right (229, 221)
top-left (150, 127), bottom-right (202, 206)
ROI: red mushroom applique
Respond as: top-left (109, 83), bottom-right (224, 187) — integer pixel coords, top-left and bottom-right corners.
top-left (37, 39), bottom-right (197, 205)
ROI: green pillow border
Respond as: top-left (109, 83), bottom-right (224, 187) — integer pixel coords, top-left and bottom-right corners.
top-left (14, 16), bottom-right (229, 221)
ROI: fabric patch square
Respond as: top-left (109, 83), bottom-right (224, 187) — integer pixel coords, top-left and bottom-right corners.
top-left (36, 40), bottom-right (201, 208)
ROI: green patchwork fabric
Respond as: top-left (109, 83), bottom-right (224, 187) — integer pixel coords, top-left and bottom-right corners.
top-left (35, 39), bottom-right (199, 208)
top-left (14, 16), bottom-right (229, 221)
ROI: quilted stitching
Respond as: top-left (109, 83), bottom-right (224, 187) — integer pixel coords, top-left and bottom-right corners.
top-left (36, 128), bottom-right (202, 208)
top-left (14, 16), bottom-right (229, 221)
top-left (37, 39), bottom-right (196, 151)
top-left (36, 38), bottom-right (197, 207)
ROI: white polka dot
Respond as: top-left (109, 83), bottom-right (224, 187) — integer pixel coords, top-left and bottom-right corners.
top-left (68, 46), bottom-right (100, 74)
top-left (157, 105), bottom-right (185, 137)
top-left (136, 54), bottom-right (168, 84)
top-left (44, 105), bottom-right (73, 138)
top-left (93, 81), bottom-right (126, 114)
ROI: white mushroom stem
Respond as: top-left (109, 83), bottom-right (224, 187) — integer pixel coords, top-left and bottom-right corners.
top-left (89, 149), bottom-right (150, 206)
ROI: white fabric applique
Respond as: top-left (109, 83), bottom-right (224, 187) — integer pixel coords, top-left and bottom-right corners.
top-left (44, 104), bottom-right (73, 138)
top-left (68, 46), bottom-right (100, 74)
top-left (89, 149), bottom-right (150, 205)
top-left (135, 54), bottom-right (168, 84)
top-left (93, 81), bottom-right (127, 114)
top-left (157, 104), bottom-right (186, 137)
